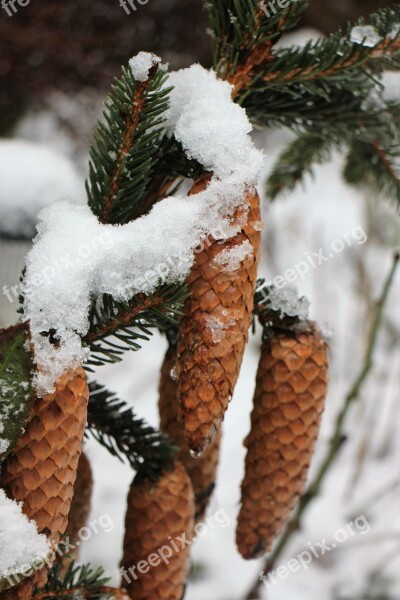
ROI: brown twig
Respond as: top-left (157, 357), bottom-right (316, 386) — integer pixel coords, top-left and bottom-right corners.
top-left (136, 174), bottom-right (177, 218)
top-left (83, 293), bottom-right (166, 346)
top-left (229, 41), bottom-right (275, 98)
top-left (227, 7), bottom-right (277, 97)
top-left (372, 140), bottom-right (400, 185)
top-left (34, 586), bottom-right (130, 599)
top-left (263, 38), bottom-right (400, 84)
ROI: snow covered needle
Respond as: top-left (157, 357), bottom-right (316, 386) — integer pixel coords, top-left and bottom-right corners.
top-left (129, 51), bottom-right (161, 82)
top-left (23, 63), bottom-right (263, 396)
top-left (350, 25), bottom-right (381, 48)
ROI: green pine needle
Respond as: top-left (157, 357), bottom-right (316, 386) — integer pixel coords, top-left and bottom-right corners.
top-left (87, 382), bottom-right (178, 480)
top-left (344, 138), bottom-right (400, 206)
top-left (33, 562), bottom-right (110, 599)
top-left (206, 0), bottom-right (309, 78)
top-left (266, 133), bottom-right (339, 200)
top-left (84, 285), bottom-right (187, 369)
top-left (86, 63), bottom-right (171, 225)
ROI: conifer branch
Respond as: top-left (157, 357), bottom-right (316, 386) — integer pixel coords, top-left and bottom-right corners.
top-left (84, 294), bottom-right (164, 346)
top-left (206, 0), bottom-right (309, 82)
top-left (86, 63), bottom-right (171, 225)
top-left (87, 382), bottom-right (178, 480)
top-left (344, 138), bottom-right (400, 206)
top-left (372, 140), bottom-right (400, 188)
top-left (265, 99), bottom-right (400, 205)
top-left (266, 133), bottom-right (338, 199)
top-left (262, 29), bottom-right (400, 86)
top-left (99, 74), bottom-right (156, 224)
top-left (33, 562), bottom-right (130, 599)
top-left (84, 285), bottom-right (186, 368)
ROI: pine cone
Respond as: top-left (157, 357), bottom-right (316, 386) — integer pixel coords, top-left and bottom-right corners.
top-left (159, 345), bottom-right (221, 522)
top-left (236, 325), bottom-right (329, 559)
top-left (61, 451), bottom-right (93, 568)
top-left (120, 461), bottom-right (195, 600)
top-left (1, 368), bottom-right (89, 594)
top-left (177, 181), bottom-right (262, 454)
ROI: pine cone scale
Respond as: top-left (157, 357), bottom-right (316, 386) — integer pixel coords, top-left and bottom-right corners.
top-left (158, 346), bottom-right (221, 522)
top-left (1, 368), bottom-right (89, 596)
top-left (237, 327), bottom-right (328, 559)
top-left (177, 188), bottom-right (262, 453)
top-left (121, 461), bottom-right (194, 600)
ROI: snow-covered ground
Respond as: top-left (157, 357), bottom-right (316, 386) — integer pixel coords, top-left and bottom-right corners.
top-left (0, 38), bottom-right (399, 600)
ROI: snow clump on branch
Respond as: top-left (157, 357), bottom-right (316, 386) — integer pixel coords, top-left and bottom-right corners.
top-left (24, 58), bottom-right (264, 394)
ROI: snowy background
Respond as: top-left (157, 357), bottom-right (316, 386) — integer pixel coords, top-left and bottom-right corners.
top-left (0, 29), bottom-right (399, 600)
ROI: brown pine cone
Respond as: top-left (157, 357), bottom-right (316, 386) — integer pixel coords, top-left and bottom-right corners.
top-left (159, 344), bottom-right (221, 522)
top-left (236, 325), bottom-right (329, 559)
top-left (61, 451), bottom-right (93, 568)
top-left (1, 368), bottom-right (89, 595)
top-left (177, 181), bottom-right (262, 454)
top-left (120, 461), bottom-right (195, 600)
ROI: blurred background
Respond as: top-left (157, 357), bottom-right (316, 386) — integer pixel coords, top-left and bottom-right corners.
top-left (0, 1), bottom-right (399, 599)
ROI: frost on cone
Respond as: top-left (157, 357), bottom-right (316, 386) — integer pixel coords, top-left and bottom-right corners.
top-left (1, 368), bottom-right (89, 592)
top-left (236, 325), bottom-right (329, 559)
top-left (120, 461), bottom-right (195, 600)
top-left (177, 181), bottom-right (262, 454)
top-left (159, 345), bottom-right (221, 522)
top-left (61, 451), bottom-right (93, 568)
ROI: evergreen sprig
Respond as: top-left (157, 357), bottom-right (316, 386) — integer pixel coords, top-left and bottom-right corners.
top-left (344, 138), bottom-right (400, 205)
top-left (260, 8), bottom-right (400, 88)
top-left (206, 0), bottom-right (309, 83)
top-left (240, 6), bottom-right (400, 128)
top-left (84, 285), bottom-right (187, 368)
top-left (87, 382), bottom-right (178, 480)
top-left (266, 132), bottom-right (339, 199)
top-left (33, 562), bottom-right (111, 599)
top-left (86, 62), bottom-right (171, 225)
top-left (205, 2), bottom-right (400, 206)
top-left (266, 98), bottom-right (400, 201)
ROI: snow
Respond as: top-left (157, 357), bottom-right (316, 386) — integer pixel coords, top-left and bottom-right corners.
top-left (0, 490), bottom-right (51, 580)
top-left (381, 70), bottom-right (400, 101)
top-left (205, 312), bottom-right (238, 344)
top-left (79, 124), bottom-right (399, 600)
top-left (0, 378), bottom-right (34, 461)
top-left (389, 24), bottom-right (400, 40)
top-left (4, 30), bottom-right (400, 600)
top-left (129, 52), bottom-right (161, 82)
top-left (213, 240), bottom-right (254, 273)
top-left (0, 439), bottom-right (9, 454)
top-left (0, 140), bottom-right (85, 239)
top-left (266, 284), bottom-right (310, 320)
top-left (165, 65), bottom-right (263, 181)
top-left (24, 64), bottom-right (263, 395)
top-left (350, 25), bottom-right (381, 48)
